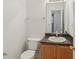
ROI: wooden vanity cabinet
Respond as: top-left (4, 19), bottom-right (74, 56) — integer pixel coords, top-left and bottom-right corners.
top-left (40, 43), bottom-right (73, 59)
top-left (56, 45), bottom-right (73, 59)
top-left (40, 43), bottom-right (56, 59)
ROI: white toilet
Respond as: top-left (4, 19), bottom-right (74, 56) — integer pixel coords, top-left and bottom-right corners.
top-left (20, 38), bottom-right (41, 59)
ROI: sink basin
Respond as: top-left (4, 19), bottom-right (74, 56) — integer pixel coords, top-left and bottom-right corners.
top-left (48, 36), bottom-right (66, 43)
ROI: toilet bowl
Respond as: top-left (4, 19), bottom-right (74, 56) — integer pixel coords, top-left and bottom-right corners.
top-left (20, 50), bottom-right (35, 59)
top-left (20, 38), bottom-right (42, 59)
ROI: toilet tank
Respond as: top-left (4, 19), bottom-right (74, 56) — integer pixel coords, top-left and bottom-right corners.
top-left (26, 38), bottom-right (42, 51)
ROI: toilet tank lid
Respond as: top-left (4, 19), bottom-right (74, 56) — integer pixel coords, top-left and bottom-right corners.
top-left (27, 38), bottom-right (42, 41)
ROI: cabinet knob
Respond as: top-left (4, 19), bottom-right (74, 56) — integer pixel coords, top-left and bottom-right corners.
top-left (70, 46), bottom-right (75, 50)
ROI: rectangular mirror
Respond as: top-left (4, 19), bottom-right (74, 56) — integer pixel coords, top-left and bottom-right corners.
top-left (51, 10), bottom-right (64, 33)
top-left (46, 3), bottom-right (64, 34)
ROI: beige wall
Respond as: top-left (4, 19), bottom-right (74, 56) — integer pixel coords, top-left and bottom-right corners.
top-left (64, 0), bottom-right (75, 37)
top-left (26, 0), bottom-right (46, 38)
top-left (3, 0), bottom-right (27, 59)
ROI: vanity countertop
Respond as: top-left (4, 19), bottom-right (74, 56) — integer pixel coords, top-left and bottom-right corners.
top-left (40, 33), bottom-right (73, 45)
top-left (34, 33), bottom-right (73, 59)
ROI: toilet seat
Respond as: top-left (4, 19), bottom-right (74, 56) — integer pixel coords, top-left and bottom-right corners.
top-left (20, 50), bottom-right (35, 59)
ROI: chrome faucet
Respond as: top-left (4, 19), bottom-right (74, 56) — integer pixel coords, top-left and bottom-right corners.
top-left (55, 31), bottom-right (58, 37)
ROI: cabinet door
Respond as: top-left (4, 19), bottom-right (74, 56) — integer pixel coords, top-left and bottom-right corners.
top-left (40, 44), bottom-right (56, 59)
top-left (57, 45), bottom-right (73, 59)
